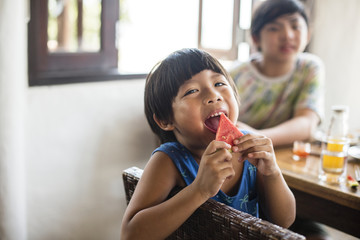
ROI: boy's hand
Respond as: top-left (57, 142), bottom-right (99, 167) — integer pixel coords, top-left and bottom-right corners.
top-left (231, 133), bottom-right (279, 177)
top-left (193, 140), bottom-right (234, 199)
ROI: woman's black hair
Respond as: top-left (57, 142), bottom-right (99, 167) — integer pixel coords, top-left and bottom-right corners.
top-left (251, 0), bottom-right (309, 40)
top-left (144, 48), bottom-right (239, 144)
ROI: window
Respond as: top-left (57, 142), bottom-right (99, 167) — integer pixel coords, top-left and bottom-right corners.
top-left (116, 0), bottom-right (199, 74)
top-left (28, 0), bottom-right (124, 86)
top-left (198, 0), bottom-right (252, 62)
top-left (28, 0), bottom-right (255, 86)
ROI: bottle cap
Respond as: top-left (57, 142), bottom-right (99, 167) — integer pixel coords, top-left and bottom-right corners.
top-left (331, 105), bottom-right (349, 114)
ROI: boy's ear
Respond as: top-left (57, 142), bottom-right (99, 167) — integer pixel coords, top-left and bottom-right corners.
top-left (153, 114), bottom-right (175, 131)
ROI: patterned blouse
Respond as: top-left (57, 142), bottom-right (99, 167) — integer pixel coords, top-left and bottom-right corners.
top-left (230, 52), bottom-right (324, 129)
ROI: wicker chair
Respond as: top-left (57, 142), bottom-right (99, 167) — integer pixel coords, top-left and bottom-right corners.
top-left (122, 166), bottom-right (305, 240)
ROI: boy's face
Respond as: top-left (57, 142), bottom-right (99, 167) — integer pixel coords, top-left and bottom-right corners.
top-left (254, 12), bottom-right (309, 62)
top-left (164, 70), bottom-right (239, 149)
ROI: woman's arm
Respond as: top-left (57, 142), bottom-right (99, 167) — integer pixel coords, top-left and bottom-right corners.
top-left (237, 108), bottom-right (320, 146)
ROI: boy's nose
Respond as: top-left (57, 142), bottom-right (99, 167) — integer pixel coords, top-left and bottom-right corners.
top-left (204, 90), bottom-right (222, 104)
top-left (207, 97), bottom-right (221, 104)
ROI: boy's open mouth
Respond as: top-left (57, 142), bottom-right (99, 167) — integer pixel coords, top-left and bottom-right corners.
top-left (204, 112), bottom-right (225, 133)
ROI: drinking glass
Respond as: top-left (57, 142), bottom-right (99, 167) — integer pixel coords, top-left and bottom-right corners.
top-left (292, 141), bottom-right (311, 161)
top-left (319, 139), bottom-right (349, 184)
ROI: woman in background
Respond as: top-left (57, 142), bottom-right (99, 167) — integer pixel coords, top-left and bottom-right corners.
top-left (231, 0), bottom-right (324, 147)
top-left (231, 0), bottom-right (328, 239)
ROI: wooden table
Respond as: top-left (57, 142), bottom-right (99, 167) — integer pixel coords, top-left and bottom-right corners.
top-left (275, 144), bottom-right (360, 238)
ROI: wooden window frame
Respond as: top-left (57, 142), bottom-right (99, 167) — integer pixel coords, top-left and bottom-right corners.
top-left (28, 0), bottom-right (145, 86)
top-left (198, 0), bottom-right (242, 61)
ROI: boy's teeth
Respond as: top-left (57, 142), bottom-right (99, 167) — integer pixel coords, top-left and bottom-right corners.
top-left (210, 112), bottom-right (223, 118)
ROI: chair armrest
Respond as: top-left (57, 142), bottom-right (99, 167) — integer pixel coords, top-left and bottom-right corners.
top-left (123, 166), bottom-right (143, 205)
top-left (122, 166), bottom-right (305, 240)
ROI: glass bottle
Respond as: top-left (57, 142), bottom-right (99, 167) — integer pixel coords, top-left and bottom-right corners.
top-left (319, 105), bottom-right (350, 184)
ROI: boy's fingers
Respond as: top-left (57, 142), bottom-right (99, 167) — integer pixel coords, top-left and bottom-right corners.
top-left (247, 151), bottom-right (270, 159)
top-left (206, 140), bottom-right (231, 155)
top-left (234, 135), bottom-right (272, 152)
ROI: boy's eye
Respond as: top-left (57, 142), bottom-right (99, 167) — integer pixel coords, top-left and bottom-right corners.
top-left (215, 82), bottom-right (226, 87)
top-left (184, 89), bottom-right (198, 96)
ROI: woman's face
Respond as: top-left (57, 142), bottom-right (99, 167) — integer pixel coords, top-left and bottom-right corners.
top-left (254, 12), bottom-right (309, 63)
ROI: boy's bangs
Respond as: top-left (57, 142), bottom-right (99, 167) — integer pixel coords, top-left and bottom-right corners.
top-left (168, 48), bottom-right (222, 87)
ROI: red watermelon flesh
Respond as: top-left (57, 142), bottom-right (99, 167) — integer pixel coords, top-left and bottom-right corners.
top-left (215, 114), bottom-right (243, 146)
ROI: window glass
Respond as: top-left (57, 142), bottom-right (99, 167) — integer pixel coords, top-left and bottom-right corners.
top-left (200, 0), bottom-right (233, 50)
top-left (117, 0), bottom-right (198, 73)
top-left (238, 0), bottom-right (252, 61)
top-left (239, 0), bottom-right (252, 29)
top-left (47, 0), bottom-right (101, 53)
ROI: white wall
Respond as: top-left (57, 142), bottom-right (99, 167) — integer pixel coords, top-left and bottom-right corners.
top-left (26, 80), bottom-right (155, 240)
top-left (310, 0), bottom-right (360, 132)
top-left (0, 0), bottom-right (27, 239)
top-left (1, 1), bottom-right (156, 239)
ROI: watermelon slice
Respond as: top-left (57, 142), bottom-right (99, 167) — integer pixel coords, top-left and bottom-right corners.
top-left (215, 114), bottom-right (243, 147)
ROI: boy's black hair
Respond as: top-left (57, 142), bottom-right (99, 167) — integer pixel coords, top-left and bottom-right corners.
top-left (251, 0), bottom-right (309, 40)
top-left (144, 48), bottom-right (239, 144)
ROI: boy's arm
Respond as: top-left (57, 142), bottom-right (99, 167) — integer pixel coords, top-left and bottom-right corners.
top-left (120, 141), bottom-right (234, 240)
top-left (257, 167), bottom-right (296, 228)
top-left (232, 134), bottom-right (296, 228)
top-left (120, 152), bottom-right (207, 240)
top-left (237, 108), bottom-right (320, 146)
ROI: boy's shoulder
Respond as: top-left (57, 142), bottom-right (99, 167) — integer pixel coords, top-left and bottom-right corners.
top-left (153, 141), bottom-right (183, 155)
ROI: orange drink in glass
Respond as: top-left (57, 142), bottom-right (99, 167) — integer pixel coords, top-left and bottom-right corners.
top-left (320, 139), bottom-right (349, 183)
top-left (292, 141), bottom-right (311, 161)
top-left (320, 105), bottom-right (350, 184)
